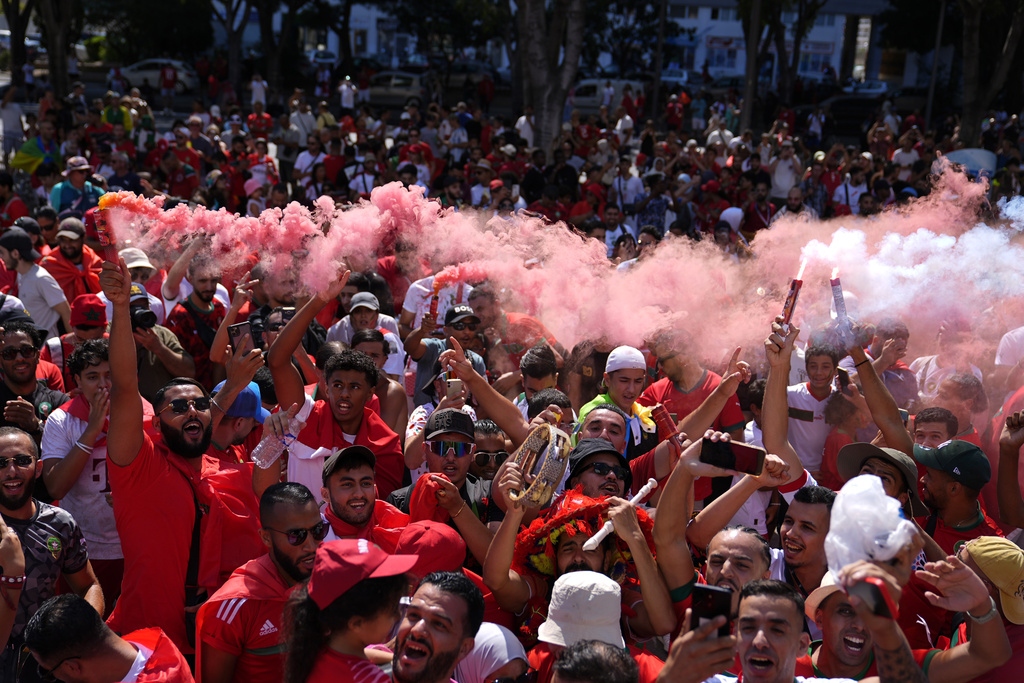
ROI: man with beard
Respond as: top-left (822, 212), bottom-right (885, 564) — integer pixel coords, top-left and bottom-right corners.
top-left (165, 257), bottom-right (227, 390)
top-left (249, 264), bottom-right (325, 355)
top-left (392, 572), bottom-right (483, 683)
top-left (101, 256), bottom-right (266, 656)
top-left (198, 483), bottom-right (326, 683)
top-left (773, 186), bottom-right (819, 222)
top-left (320, 445), bottom-right (409, 548)
top-left (40, 218), bottom-right (103, 304)
top-left (263, 271), bottom-right (404, 499)
top-left (0, 322), bottom-right (70, 443)
top-left (0, 426), bottom-right (104, 681)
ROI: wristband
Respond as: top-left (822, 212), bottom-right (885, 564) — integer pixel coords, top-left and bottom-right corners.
top-left (75, 440), bottom-right (94, 454)
top-left (967, 596), bottom-right (999, 624)
top-left (0, 575), bottom-right (25, 587)
top-left (854, 359), bottom-right (870, 368)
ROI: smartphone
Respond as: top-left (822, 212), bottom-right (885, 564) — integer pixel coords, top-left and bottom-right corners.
top-left (846, 577), bottom-right (898, 619)
top-left (280, 307), bottom-right (297, 324)
top-left (228, 322), bottom-right (254, 355)
top-left (446, 378), bottom-right (463, 400)
top-left (700, 438), bottom-right (766, 476)
top-left (691, 584), bottom-right (733, 636)
top-left (512, 183), bottom-right (520, 197)
top-left (837, 367), bottom-right (851, 393)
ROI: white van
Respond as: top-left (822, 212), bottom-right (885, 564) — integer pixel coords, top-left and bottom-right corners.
top-left (570, 78), bottom-right (646, 116)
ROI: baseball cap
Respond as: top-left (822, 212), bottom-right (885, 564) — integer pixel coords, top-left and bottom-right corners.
top-left (212, 380), bottom-right (270, 424)
top-left (120, 247), bottom-right (155, 272)
top-left (804, 572), bottom-right (841, 619)
top-left (244, 178), bottom-right (263, 197)
top-left (501, 143), bottom-right (517, 157)
top-left (70, 294), bottom-right (107, 328)
top-left (489, 179), bottom-right (504, 191)
top-left (306, 539), bottom-right (419, 609)
top-left (424, 408), bottom-right (475, 441)
top-left (349, 292), bottom-right (380, 312)
top-left (966, 536), bottom-right (1024, 624)
top-left (913, 440), bottom-right (991, 491)
top-left (0, 228), bottom-right (41, 262)
top-left (394, 521), bottom-right (466, 579)
top-left (62, 156), bottom-right (91, 175)
top-left (444, 304), bottom-right (479, 326)
top-left (12, 217), bottom-right (40, 235)
top-left (566, 438), bottom-right (630, 487)
top-left (56, 217), bottom-right (86, 240)
top-left (701, 179), bottom-right (721, 193)
top-left (322, 445), bottom-right (377, 484)
top-left (128, 283), bottom-right (150, 304)
top-left (604, 345), bottom-right (645, 373)
top-left (837, 443), bottom-right (928, 517)
top-left (537, 571), bottom-right (625, 648)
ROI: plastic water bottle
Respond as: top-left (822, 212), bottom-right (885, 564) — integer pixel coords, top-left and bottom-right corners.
top-left (250, 418), bottom-right (302, 469)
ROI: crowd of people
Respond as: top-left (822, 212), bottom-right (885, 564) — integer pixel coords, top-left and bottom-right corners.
top-left (0, 65), bottom-right (1021, 683)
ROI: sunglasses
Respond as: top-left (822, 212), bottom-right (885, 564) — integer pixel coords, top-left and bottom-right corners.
top-left (0, 454), bottom-right (34, 469)
top-left (475, 450), bottom-right (509, 467)
top-left (448, 321), bottom-right (479, 332)
top-left (428, 441), bottom-right (474, 458)
top-left (0, 345), bottom-right (38, 361)
top-left (37, 656), bottom-right (79, 683)
top-left (583, 461), bottom-right (629, 480)
top-left (157, 397), bottom-right (212, 415)
top-left (265, 521), bottom-right (329, 546)
top-left (491, 672), bottom-right (538, 683)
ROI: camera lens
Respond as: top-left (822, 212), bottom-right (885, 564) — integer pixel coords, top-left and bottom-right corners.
top-left (130, 308), bottom-right (158, 329)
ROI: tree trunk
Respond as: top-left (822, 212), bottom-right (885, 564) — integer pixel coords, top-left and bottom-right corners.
top-left (961, 0), bottom-right (1024, 145)
top-left (36, 0), bottom-right (72, 97)
top-left (213, 0), bottom-right (251, 106)
top-left (259, 0), bottom-right (298, 105)
top-left (739, 0), bottom-right (762, 132)
top-left (336, 0), bottom-right (352, 67)
top-left (519, 0), bottom-right (585, 155)
top-left (1, 0), bottom-right (35, 88)
top-left (772, 22), bottom-right (792, 104)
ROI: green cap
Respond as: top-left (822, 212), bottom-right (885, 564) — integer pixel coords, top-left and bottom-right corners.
top-left (913, 440), bottom-right (991, 491)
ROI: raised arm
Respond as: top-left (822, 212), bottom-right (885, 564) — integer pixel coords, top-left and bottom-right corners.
top-left (210, 274), bottom-right (256, 364)
top-left (402, 310), bottom-right (436, 360)
top-left (761, 318), bottom-right (807, 477)
top-left (161, 237), bottom-right (206, 302)
top-left (481, 462), bottom-right (533, 613)
top-left (439, 338), bottom-right (531, 446)
top-left (847, 342), bottom-right (913, 457)
top-left (100, 258), bottom-right (144, 467)
top-left (267, 270), bottom-right (349, 410)
top-left (997, 411), bottom-right (1024, 527)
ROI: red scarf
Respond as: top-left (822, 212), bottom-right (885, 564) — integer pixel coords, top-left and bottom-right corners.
top-left (122, 627), bottom-right (195, 683)
top-left (324, 499), bottom-right (409, 553)
top-left (40, 244), bottom-right (103, 301)
top-left (409, 474), bottom-right (453, 524)
top-left (62, 393), bottom-right (156, 446)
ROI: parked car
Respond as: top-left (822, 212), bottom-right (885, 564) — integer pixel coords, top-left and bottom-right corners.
top-left (368, 70), bottom-right (431, 108)
top-left (307, 49), bottom-right (338, 69)
top-left (841, 79), bottom-right (890, 97)
top-left (571, 78), bottom-right (645, 115)
top-left (116, 59), bottom-right (198, 93)
top-left (439, 60), bottom-right (499, 89)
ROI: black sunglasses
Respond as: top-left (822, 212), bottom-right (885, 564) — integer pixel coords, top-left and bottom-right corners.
top-left (265, 521), bottom-right (329, 546)
top-left (0, 345), bottom-right (38, 361)
top-left (583, 461), bottom-right (629, 480)
top-left (475, 450), bottom-right (509, 467)
top-left (157, 396), bottom-right (213, 415)
top-left (448, 321), bottom-right (479, 331)
top-left (0, 454), bottom-right (34, 469)
top-left (37, 655), bottom-right (79, 683)
top-left (266, 323), bottom-right (285, 331)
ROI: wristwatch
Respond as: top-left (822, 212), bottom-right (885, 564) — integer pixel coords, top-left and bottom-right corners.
top-left (967, 596), bottom-right (999, 624)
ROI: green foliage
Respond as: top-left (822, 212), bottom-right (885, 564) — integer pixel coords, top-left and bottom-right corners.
top-left (84, 35), bottom-right (105, 62)
top-left (376, 0), bottom-right (508, 57)
top-left (581, 0), bottom-right (679, 73)
top-left (878, 0), bottom-right (956, 54)
top-left (83, 0), bottom-right (214, 62)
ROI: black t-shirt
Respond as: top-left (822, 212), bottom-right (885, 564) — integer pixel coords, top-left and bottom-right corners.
top-left (0, 380), bottom-right (70, 433)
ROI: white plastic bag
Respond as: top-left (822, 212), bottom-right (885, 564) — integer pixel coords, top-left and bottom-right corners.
top-left (825, 474), bottom-right (916, 576)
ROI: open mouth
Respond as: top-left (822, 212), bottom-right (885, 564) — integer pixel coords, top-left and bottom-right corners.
top-left (441, 464), bottom-right (459, 477)
top-left (399, 637), bottom-right (431, 666)
top-left (843, 635), bottom-right (866, 654)
top-left (783, 539), bottom-right (803, 557)
top-left (2, 480), bottom-right (24, 495)
top-left (599, 482), bottom-right (619, 495)
top-left (183, 420), bottom-right (203, 438)
top-left (348, 498), bottom-right (368, 511)
top-left (335, 401), bottom-right (353, 414)
top-left (299, 554), bottom-right (315, 569)
top-left (746, 655), bottom-right (775, 673)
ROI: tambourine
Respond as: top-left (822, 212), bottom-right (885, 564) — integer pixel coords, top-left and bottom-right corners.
top-left (507, 423), bottom-right (572, 508)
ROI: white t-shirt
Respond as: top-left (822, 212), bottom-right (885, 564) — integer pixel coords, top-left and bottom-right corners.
top-left (326, 315), bottom-right (404, 377)
top-left (770, 156), bottom-right (800, 199)
top-left (602, 85), bottom-right (615, 107)
top-left (614, 114), bottom-right (634, 144)
top-left (514, 115), bottom-right (535, 147)
top-left (786, 383), bottom-right (832, 472)
top-left (995, 325), bottom-right (1024, 367)
top-left (909, 355), bottom-right (983, 401)
top-left (0, 102), bottom-right (24, 139)
top-left (610, 173), bottom-right (644, 210)
top-left (892, 148), bottom-right (919, 181)
top-left (17, 265), bottom-right (67, 338)
top-left (401, 275), bottom-right (474, 332)
top-left (339, 83), bottom-right (357, 109)
top-left (832, 181), bottom-right (867, 214)
top-left (729, 470), bottom-right (815, 537)
top-left (41, 408), bottom-right (122, 559)
top-left (161, 279), bottom-right (230, 315)
top-left (294, 150), bottom-right (326, 179)
top-left (250, 79), bottom-right (268, 106)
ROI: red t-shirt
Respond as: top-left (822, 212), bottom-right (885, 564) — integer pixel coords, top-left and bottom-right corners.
top-left (198, 554), bottom-right (292, 683)
top-left (949, 618), bottom-right (1024, 683)
top-left (794, 643), bottom-right (936, 679)
top-left (638, 371), bottom-right (745, 434)
top-left (36, 359), bottom-right (66, 392)
top-left (528, 642), bottom-right (662, 683)
top-left (306, 649), bottom-right (391, 683)
top-left (173, 146), bottom-right (203, 173)
top-left (494, 312), bottom-right (559, 368)
top-left (818, 428), bottom-right (854, 491)
top-left (160, 66), bottom-right (177, 89)
top-left (247, 112), bottom-right (274, 139)
top-left (0, 195), bottom-right (28, 228)
top-left (165, 298), bottom-right (227, 390)
top-left (915, 507), bottom-right (1004, 555)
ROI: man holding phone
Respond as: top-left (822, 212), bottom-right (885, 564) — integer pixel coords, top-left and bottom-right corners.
top-left (404, 305), bottom-right (487, 407)
top-left (658, 577), bottom-right (929, 683)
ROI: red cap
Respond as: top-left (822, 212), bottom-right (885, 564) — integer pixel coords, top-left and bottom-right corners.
top-left (70, 293), bottom-right (108, 328)
top-left (489, 179), bottom-right (504, 191)
top-left (701, 179), bottom-right (721, 194)
top-left (394, 521), bottom-right (466, 579)
top-left (306, 539), bottom-right (419, 609)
